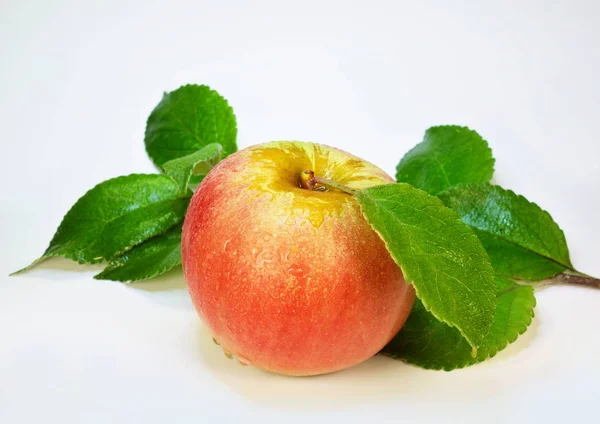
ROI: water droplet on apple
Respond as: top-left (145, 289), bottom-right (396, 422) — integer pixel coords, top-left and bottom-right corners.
top-left (259, 250), bottom-right (274, 263)
top-left (288, 265), bottom-right (306, 278)
top-left (308, 211), bottom-right (325, 227)
top-left (237, 355), bottom-right (251, 366)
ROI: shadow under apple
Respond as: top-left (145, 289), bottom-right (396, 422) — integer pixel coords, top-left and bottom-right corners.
top-left (189, 313), bottom-right (540, 411)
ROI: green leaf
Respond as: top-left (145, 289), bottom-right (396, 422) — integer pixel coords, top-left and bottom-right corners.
top-left (145, 84), bottom-right (237, 169)
top-left (382, 276), bottom-right (536, 371)
top-left (16, 174), bottom-right (190, 271)
top-left (94, 224), bottom-right (183, 282)
top-left (396, 126), bottom-right (495, 195)
top-left (438, 183), bottom-right (572, 280)
top-left (162, 143), bottom-right (223, 194)
top-left (356, 183), bottom-right (496, 350)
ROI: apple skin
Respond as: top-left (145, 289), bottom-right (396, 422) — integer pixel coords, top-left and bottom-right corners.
top-left (182, 141), bottom-right (415, 376)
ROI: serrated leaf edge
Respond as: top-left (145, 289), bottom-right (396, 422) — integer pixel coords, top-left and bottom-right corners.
top-left (395, 125), bottom-right (496, 190)
top-left (440, 182), bottom-right (573, 271)
top-left (382, 283), bottom-right (537, 371)
top-left (356, 184), bottom-right (496, 351)
top-left (12, 174), bottom-right (187, 273)
top-left (144, 84), bottom-right (237, 169)
top-left (93, 255), bottom-right (181, 283)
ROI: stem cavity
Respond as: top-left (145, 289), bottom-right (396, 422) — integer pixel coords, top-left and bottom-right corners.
top-left (298, 170), bottom-right (357, 195)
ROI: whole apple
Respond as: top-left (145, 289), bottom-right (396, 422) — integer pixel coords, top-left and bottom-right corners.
top-left (182, 141), bottom-right (415, 376)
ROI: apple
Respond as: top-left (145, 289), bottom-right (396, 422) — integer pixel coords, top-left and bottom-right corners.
top-left (182, 141), bottom-right (415, 376)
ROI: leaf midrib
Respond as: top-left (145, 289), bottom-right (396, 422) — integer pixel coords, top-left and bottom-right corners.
top-left (475, 228), bottom-right (572, 271)
top-left (361, 190), bottom-right (493, 347)
top-left (47, 196), bottom-right (187, 260)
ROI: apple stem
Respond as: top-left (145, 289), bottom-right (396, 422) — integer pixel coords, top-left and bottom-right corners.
top-left (298, 170), bottom-right (357, 195)
top-left (313, 176), bottom-right (358, 195)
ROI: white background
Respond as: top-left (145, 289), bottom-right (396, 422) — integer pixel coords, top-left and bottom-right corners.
top-left (1, 0), bottom-right (599, 423)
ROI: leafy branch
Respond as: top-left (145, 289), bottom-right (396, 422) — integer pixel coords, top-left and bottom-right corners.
top-left (11, 84), bottom-right (599, 372)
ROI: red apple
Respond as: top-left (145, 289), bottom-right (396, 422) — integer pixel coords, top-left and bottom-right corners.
top-left (182, 141), bottom-right (415, 376)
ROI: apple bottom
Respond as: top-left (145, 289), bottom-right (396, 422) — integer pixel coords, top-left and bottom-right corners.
top-left (195, 273), bottom-right (415, 376)
top-left (184, 203), bottom-right (415, 375)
